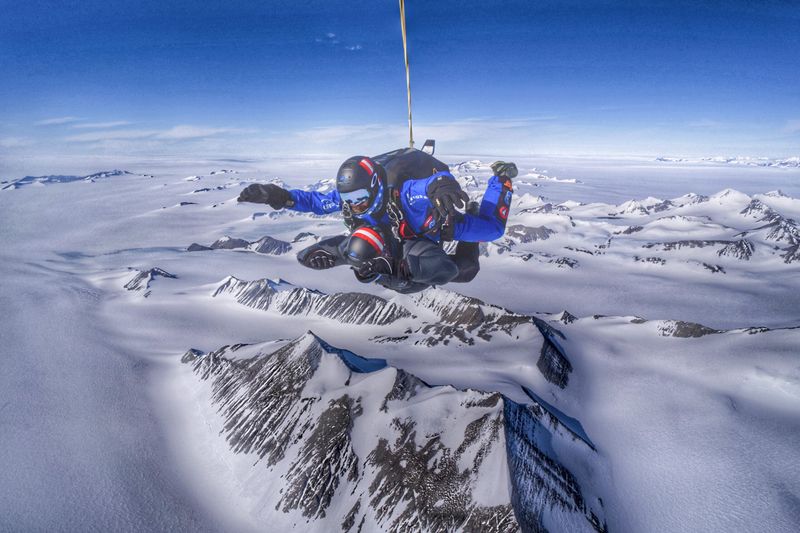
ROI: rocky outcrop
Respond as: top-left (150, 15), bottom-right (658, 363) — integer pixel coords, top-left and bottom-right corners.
top-left (124, 267), bottom-right (176, 297)
top-left (532, 318), bottom-right (573, 388)
top-left (249, 236), bottom-right (292, 255)
top-left (183, 333), bottom-right (605, 532)
top-left (506, 224), bottom-right (555, 243)
top-left (740, 199), bottom-right (777, 220)
top-left (401, 288), bottom-right (533, 346)
top-left (188, 234), bottom-right (292, 255)
top-left (717, 239), bottom-right (754, 260)
top-left (210, 236), bottom-right (251, 249)
top-left (656, 320), bottom-right (721, 338)
top-left (213, 276), bottom-right (411, 326)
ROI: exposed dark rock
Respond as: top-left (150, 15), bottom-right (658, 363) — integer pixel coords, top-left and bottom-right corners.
top-left (250, 236), bottom-right (291, 255)
top-left (479, 239), bottom-right (515, 257)
top-left (554, 310), bottom-right (577, 324)
top-left (619, 225), bottom-right (644, 235)
top-left (644, 239), bottom-right (720, 251)
top-left (124, 267), bottom-right (177, 296)
top-left (611, 200), bottom-right (648, 216)
top-left (520, 202), bottom-right (569, 214)
top-left (210, 236), bottom-right (251, 249)
top-left (649, 200), bottom-right (674, 213)
top-left (202, 235), bottom-right (292, 255)
top-left (187, 243), bottom-right (212, 252)
top-left (741, 326), bottom-right (771, 335)
top-left (782, 243), bottom-right (800, 264)
top-left (281, 395), bottom-right (361, 518)
top-left (552, 257), bottom-right (578, 268)
top-left (506, 224), bottom-right (555, 243)
top-left (565, 246), bottom-right (594, 255)
top-left (184, 333), bottom-right (604, 532)
top-left (717, 239), bottom-right (754, 260)
top-left (702, 263), bottom-right (726, 273)
top-left (292, 231), bottom-right (318, 243)
top-left (504, 399), bottom-right (606, 533)
top-left (740, 199), bottom-right (777, 220)
top-left (760, 218), bottom-right (800, 244)
top-left (403, 289), bottom-right (532, 346)
top-left (214, 276), bottom-right (411, 326)
top-left (83, 170), bottom-right (133, 181)
top-left (3, 170), bottom-right (133, 189)
top-left (181, 348), bottom-right (204, 363)
top-left (634, 256), bottom-right (666, 265)
top-left (532, 319), bottom-right (572, 389)
top-left (657, 320), bottom-right (720, 338)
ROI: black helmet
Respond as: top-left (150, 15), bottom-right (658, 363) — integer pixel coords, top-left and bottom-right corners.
top-left (336, 156), bottom-right (386, 219)
top-left (346, 226), bottom-right (386, 267)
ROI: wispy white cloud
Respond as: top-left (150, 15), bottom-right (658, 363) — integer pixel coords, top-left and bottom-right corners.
top-left (155, 125), bottom-right (241, 140)
top-left (64, 124), bottom-right (248, 143)
top-left (294, 118), bottom-right (553, 147)
top-left (688, 119), bottom-right (722, 128)
top-left (0, 137), bottom-right (34, 148)
top-left (784, 119), bottom-right (800, 134)
top-left (71, 121), bottom-right (131, 129)
top-left (316, 32), bottom-right (363, 51)
top-left (35, 116), bottom-right (82, 126)
top-left (65, 129), bottom-right (159, 142)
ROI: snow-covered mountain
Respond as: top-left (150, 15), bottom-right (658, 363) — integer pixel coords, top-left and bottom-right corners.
top-left (1, 169), bottom-right (134, 189)
top-left (656, 155), bottom-right (800, 168)
top-left (182, 332), bottom-right (606, 532)
top-left (3, 156), bottom-right (799, 532)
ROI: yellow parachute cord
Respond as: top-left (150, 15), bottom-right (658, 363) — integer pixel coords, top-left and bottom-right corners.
top-left (399, 0), bottom-right (414, 148)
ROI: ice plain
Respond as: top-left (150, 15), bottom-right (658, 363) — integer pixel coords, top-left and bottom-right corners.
top-left (1, 155), bottom-right (799, 532)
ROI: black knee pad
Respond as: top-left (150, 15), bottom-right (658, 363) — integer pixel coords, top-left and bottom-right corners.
top-left (451, 241), bottom-right (480, 283)
top-left (403, 239), bottom-right (459, 285)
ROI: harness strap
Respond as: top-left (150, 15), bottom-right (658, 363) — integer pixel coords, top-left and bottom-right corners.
top-left (385, 170), bottom-right (457, 240)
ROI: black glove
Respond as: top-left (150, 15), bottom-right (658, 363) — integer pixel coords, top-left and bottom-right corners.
top-left (490, 161), bottom-right (518, 180)
top-left (238, 184), bottom-right (294, 209)
top-left (302, 249), bottom-right (336, 270)
top-left (355, 256), bottom-right (412, 282)
top-left (427, 175), bottom-right (469, 218)
top-left (357, 256), bottom-right (393, 278)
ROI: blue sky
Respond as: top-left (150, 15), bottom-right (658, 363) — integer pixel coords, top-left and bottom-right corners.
top-left (1, 0), bottom-right (798, 173)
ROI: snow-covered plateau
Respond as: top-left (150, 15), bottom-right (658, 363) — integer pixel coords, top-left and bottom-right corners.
top-left (1, 156), bottom-right (798, 532)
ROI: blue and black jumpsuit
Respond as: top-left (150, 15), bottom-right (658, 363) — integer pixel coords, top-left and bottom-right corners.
top-left (291, 149), bottom-right (513, 292)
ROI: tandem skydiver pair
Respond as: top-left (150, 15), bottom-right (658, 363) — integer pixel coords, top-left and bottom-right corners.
top-left (238, 146), bottom-right (517, 294)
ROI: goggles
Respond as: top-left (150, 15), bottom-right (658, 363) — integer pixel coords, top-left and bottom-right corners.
top-left (340, 188), bottom-right (372, 214)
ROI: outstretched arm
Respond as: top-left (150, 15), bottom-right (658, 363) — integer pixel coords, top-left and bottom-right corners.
top-left (238, 183), bottom-right (341, 215)
top-left (452, 174), bottom-right (514, 242)
top-left (288, 189), bottom-right (342, 215)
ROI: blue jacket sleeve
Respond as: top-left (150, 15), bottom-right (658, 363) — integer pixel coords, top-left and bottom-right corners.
top-left (452, 176), bottom-right (510, 242)
top-left (288, 189), bottom-right (341, 215)
top-left (400, 172), bottom-right (456, 233)
top-left (401, 173), bottom-right (510, 242)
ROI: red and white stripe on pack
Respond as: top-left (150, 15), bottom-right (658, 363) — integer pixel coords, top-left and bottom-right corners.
top-left (358, 158), bottom-right (375, 176)
top-left (352, 227), bottom-right (385, 253)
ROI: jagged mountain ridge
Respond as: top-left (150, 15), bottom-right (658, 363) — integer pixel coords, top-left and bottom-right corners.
top-left (124, 267), bottom-right (176, 297)
top-left (214, 275), bottom-right (412, 326)
top-left (182, 332), bottom-right (606, 532)
top-left (212, 277), bottom-right (575, 389)
top-left (2, 169), bottom-right (134, 189)
top-left (188, 234), bottom-right (292, 255)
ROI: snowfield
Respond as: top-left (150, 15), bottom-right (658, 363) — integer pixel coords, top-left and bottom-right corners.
top-left (1, 156), bottom-right (799, 532)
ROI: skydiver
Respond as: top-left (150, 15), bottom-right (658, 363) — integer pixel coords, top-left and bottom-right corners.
top-left (238, 147), bottom-right (516, 293)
